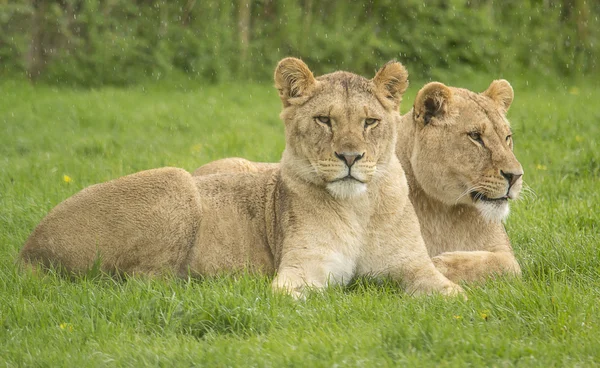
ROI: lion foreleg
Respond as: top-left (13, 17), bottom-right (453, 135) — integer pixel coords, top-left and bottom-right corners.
top-left (431, 250), bottom-right (521, 283)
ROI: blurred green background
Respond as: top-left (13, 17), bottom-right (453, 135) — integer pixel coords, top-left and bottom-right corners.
top-left (1, 0), bottom-right (598, 86)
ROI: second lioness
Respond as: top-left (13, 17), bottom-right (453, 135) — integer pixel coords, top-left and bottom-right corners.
top-left (193, 80), bottom-right (524, 283)
top-left (21, 58), bottom-right (462, 298)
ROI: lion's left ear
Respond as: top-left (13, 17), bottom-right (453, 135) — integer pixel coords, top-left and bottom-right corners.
top-left (372, 61), bottom-right (409, 110)
top-left (483, 79), bottom-right (514, 113)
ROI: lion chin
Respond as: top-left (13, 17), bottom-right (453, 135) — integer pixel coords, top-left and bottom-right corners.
top-left (474, 201), bottom-right (510, 223)
top-left (326, 179), bottom-right (367, 199)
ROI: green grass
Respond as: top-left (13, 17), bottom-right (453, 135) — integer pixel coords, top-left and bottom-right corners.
top-left (1, 77), bottom-right (599, 367)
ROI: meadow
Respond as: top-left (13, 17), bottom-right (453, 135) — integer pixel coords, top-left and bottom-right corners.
top-left (1, 75), bottom-right (598, 367)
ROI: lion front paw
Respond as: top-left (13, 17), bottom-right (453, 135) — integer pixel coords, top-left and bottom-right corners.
top-left (272, 283), bottom-right (306, 300)
top-left (439, 283), bottom-right (467, 300)
top-left (271, 274), bottom-right (310, 300)
top-left (431, 256), bottom-right (450, 275)
top-left (432, 251), bottom-right (521, 284)
top-left (406, 274), bottom-right (467, 299)
top-left (432, 253), bottom-right (477, 283)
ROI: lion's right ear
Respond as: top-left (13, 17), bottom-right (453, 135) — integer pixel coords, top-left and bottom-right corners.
top-left (413, 82), bottom-right (452, 126)
top-left (274, 57), bottom-right (317, 107)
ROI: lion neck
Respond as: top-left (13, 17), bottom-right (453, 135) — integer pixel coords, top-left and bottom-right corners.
top-left (396, 111), bottom-right (508, 256)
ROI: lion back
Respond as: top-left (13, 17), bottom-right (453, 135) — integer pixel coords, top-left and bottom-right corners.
top-left (192, 157), bottom-right (279, 176)
top-left (20, 167), bottom-right (202, 276)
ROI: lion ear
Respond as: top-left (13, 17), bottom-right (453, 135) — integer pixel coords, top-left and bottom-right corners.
top-left (483, 79), bottom-right (514, 113)
top-left (413, 82), bottom-right (452, 126)
top-left (274, 57), bottom-right (317, 107)
top-left (372, 60), bottom-right (409, 110)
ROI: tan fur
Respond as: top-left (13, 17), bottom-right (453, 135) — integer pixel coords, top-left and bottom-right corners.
top-left (193, 158), bottom-right (278, 176)
top-left (21, 168), bottom-right (205, 276)
top-left (20, 58), bottom-right (462, 298)
top-left (398, 80), bottom-right (523, 283)
top-left (193, 80), bottom-right (524, 284)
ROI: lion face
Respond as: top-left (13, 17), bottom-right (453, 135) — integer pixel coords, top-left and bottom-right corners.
top-left (410, 80), bottom-right (524, 222)
top-left (274, 58), bottom-right (408, 199)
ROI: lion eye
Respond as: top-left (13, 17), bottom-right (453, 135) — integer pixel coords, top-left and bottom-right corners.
top-left (468, 131), bottom-right (484, 146)
top-left (365, 118), bottom-right (379, 127)
top-left (315, 116), bottom-right (331, 126)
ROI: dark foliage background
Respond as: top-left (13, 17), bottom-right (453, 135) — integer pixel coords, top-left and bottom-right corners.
top-left (0, 0), bottom-right (597, 86)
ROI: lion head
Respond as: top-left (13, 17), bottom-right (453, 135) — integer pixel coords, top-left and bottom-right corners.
top-left (409, 80), bottom-right (524, 222)
top-left (274, 58), bottom-right (408, 199)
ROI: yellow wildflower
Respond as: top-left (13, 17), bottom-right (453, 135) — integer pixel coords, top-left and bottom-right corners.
top-left (569, 87), bottom-right (579, 96)
top-left (453, 315), bottom-right (462, 320)
top-left (59, 323), bottom-right (74, 332)
top-left (479, 310), bottom-right (489, 321)
top-left (536, 164), bottom-right (547, 171)
top-left (191, 144), bottom-right (203, 153)
top-left (63, 175), bottom-right (72, 183)
top-left (575, 135), bottom-right (584, 142)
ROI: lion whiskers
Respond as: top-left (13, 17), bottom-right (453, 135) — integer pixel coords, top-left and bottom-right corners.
top-left (314, 159), bottom-right (371, 199)
top-left (455, 184), bottom-right (485, 204)
top-left (458, 182), bottom-right (511, 222)
top-left (371, 164), bottom-right (388, 180)
top-left (515, 181), bottom-right (537, 203)
top-left (316, 160), bottom-right (376, 182)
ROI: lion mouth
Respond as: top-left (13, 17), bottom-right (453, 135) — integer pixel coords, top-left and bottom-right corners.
top-left (470, 191), bottom-right (509, 203)
top-left (331, 174), bottom-right (365, 184)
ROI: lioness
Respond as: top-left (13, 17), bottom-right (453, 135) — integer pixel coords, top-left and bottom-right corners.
top-left (402, 80), bottom-right (523, 282)
top-left (193, 80), bottom-right (524, 283)
top-left (20, 58), bottom-right (462, 298)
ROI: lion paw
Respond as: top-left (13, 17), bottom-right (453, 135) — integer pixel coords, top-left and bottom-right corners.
top-left (440, 283), bottom-right (467, 300)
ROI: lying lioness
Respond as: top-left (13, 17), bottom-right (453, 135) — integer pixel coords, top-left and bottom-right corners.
top-left (193, 80), bottom-right (524, 283)
top-left (20, 58), bottom-right (462, 298)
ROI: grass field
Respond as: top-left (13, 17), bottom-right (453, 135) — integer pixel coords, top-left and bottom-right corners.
top-left (1, 76), bottom-right (599, 367)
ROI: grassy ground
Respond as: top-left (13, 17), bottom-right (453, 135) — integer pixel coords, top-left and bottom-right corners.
top-left (1, 76), bottom-right (598, 367)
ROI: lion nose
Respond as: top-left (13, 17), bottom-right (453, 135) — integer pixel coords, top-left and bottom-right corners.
top-left (501, 170), bottom-right (523, 186)
top-left (335, 152), bottom-right (364, 167)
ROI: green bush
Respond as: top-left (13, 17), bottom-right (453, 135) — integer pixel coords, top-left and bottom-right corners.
top-left (0, 0), bottom-right (597, 86)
